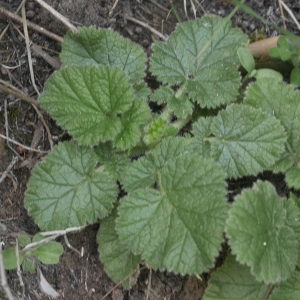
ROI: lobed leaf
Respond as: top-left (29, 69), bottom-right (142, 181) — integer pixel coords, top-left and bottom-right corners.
top-left (151, 86), bottom-right (193, 118)
top-left (203, 254), bottom-right (268, 300)
top-left (286, 165), bottom-right (300, 189)
top-left (25, 141), bottom-right (118, 230)
top-left (191, 117), bottom-right (213, 159)
top-left (150, 16), bottom-right (247, 108)
top-left (117, 143), bottom-right (228, 274)
top-left (226, 181), bottom-right (300, 284)
top-left (121, 155), bottom-right (157, 192)
top-left (269, 269), bottom-right (300, 300)
top-left (97, 206), bottom-right (141, 289)
top-left (122, 137), bottom-right (189, 192)
top-left (39, 65), bottom-right (135, 147)
top-left (244, 78), bottom-right (300, 172)
top-left (114, 98), bottom-right (150, 150)
top-left (61, 27), bottom-right (146, 84)
top-left (210, 104), bottom-right (287, 178)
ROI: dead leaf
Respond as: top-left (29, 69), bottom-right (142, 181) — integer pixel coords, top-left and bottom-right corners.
top-left (39, 269), bottom-right (60, 298)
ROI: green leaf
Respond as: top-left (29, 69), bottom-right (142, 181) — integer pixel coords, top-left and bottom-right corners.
top-left (33, 242), bottom-right (64, 264)
top-left (22, 257), bottom-right (36, 272)
top-left (226, 181), bottom-right (300, 284)
top-left (122, 137), bottom-right (189, 192)
top-left (25, 141), bottom-right (118, 230)
top-left (97, 205), bottom-right (141, 289)
top-left (191, 117), bottom-right (213, 159)
top-left (121, 155), bottom-right (157, 192)
top-left (210, 104), bottom-right (287, 178)
top-left (61, 27), bottom-right (146, 84)
top-left (143, 116), bottom-right (168, 145)
top-left (17, 234), bottom-right (31, 247)
top-left (2, 247), bottom-right (24, 270)
top-left (244, 78), bottom-right (300, 172)
top-left (237, 47), bottom-right (255, 73)
top-left (269, 47), bottom-right (291, 61)
top-left (269, 269), bottom-right (300, 300)
top-left (290, 193), bottom-right (300, 211)
top-left (150, 16), bottom-right (247, 108)
top-left (286, 165), bottom-right (300, 189)
top-left (290, 68), bottom-right (300, 88)
top-left (114, 98), bottom-right (150, 150)
top-left (117, 149), bottom-right (228, 274)
top-left (152, 137), bottom-right (189, 168)
top-left (134, 82), bottom-right (151, 100)
top-left (94, 142), bottom-right (130, 181)
top-left (39, 65), bottom-right (135, 146)
top-left (151, 86), bottom-right (193, 118)
top-left (32, 233), bottom-right (45, 243)
top-left (252, 68), bottom-right (283, 81)
top-left (268, 36), bottom-right (293, 62)
top-left (203, 254), bottom-right (268, 300)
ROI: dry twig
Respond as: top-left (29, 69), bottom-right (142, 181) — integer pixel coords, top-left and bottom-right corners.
top-left (280, 0), bottom-right (300, 30)
top-left (278, 0), bottom-right (286, 29)
top-left (0, 156), bottom-right (19, 184)
top-left (0, 133), bottom-right (49, 154)
top-left (0, 242), bottom-right (16, 300)
top-left (101, 266), bottom-right (146, 300)
top-left (125, 15), bottom-right (168, 40)
top-left (64, 234), bottom-right (82, 257)
top-left (145, 267), bottom-right (152, 300)
top-left (33, 0), bottom-right (77, 32)
top-left (15, 240), bottom-right (25, 299)
top-left (0, 5), bottom-right (63, 43)
top-left (22, 2), bottom-right (40, 96)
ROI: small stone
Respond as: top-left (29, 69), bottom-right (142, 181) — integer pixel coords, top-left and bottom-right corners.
top-left (26, 10), bottom-right (35, 19)
top-left (218, 9), bottom-right (225, 17)
top-left (249, 23), bottom-right (256, 31)
top-left (135, 26), bottom-right (143, 34)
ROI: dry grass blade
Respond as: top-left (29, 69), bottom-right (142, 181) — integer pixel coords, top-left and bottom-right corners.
top-left (21, 2), bottom-right (40, 96)
top-left (280, 0), bottom-right (300, 30)
top-left (0, 5), bottom-right (63, 43)
top-left (34, 0), bottom-right (77, 32)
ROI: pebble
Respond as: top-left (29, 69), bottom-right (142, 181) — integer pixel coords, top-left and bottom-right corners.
top-left (135, 26), bottom-right (143, 34)
top-left (26, 10), bottom-right (35, 19)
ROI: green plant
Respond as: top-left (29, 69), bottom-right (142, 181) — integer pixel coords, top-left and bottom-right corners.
top-left (268, 36), bottom-right (300, 87)
top-left (3, 234), bottom-right (63, 272)
top-left (20, 16), bottom-right (300, 297)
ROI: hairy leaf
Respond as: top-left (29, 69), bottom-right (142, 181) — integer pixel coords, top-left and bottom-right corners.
top-left (191, 117), bottom-right (213, 159)
top-left (269, 269), bottom-right (300, 300)
top-left (150, 16), bottom-right (247, 108)
top-left (245, 78), bottom-right (300, 172)
top-left (39, 65), bottom-right (135, 146)
top-left (33, 242), bottom-right (64, 264)
top-left (25, 142), bottom-right (118, 230)
top-left (61, 27), bottom-right (146, 84)
top-left (226, 181), bottom-right (300, 284)
top-left (97, 206), bottom-right (141, 289)
top-left (2, 247), bottom-right (24, 270)
top-left (117, 146), bottom-right (228, 274)
top-left (121, 155), bottom-right (157, 192)
top-left (122, 137), bottom-right (189, 192)
top-left (210, 104), bottom-right (287, 178)
top-left (203, 255), bottom-right (268, 300)
top-left (286, 165), bottom-right (300, 189)
top-left (114, 98), bottom-right (150, 150)
top-left (151, 86), bottom-right (193, 118)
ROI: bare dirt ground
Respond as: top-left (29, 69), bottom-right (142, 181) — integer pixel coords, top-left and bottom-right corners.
top-left (0, 0), bottom-right (299, 299)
